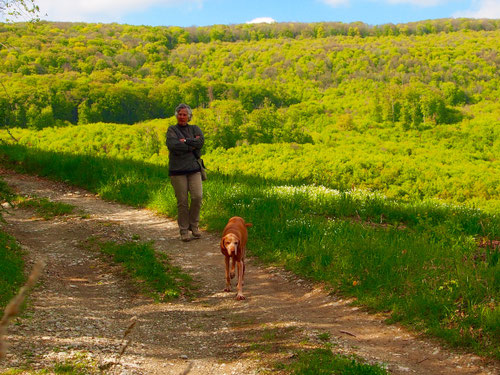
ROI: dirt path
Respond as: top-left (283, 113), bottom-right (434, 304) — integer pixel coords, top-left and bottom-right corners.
top-left (0, 167), bottom-right (498, 375)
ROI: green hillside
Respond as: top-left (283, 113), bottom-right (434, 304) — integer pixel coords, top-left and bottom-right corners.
top-left (1, 19), bottom-right (499, 210)
top-left (1, 19), bottom-right (499, 128)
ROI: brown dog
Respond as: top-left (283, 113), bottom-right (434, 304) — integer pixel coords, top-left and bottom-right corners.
top-left (220, 216), bottom-right (252, 300)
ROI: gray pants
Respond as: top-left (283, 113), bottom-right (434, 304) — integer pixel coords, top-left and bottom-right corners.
top-left (170, 172), bottom-right (203, 234)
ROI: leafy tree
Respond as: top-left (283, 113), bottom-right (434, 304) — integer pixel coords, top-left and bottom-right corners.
top-left (196, 100), bottom-right (245, 149)
top-left (0, 0), bottom-right (39, 21)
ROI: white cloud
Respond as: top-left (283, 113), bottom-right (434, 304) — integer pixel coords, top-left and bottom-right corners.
top-left (385, 0), bottom-right (448, 6)
top-left (246, 17), bottom-right (276, 24)
top-left (320, 0), bottom-right (350, 6)
top-left (36, 0), bottom-right (204, 23)
top-left (320, 0), bottom-right (450, 7)
top-left (454, 0), bottom-right (500, 18)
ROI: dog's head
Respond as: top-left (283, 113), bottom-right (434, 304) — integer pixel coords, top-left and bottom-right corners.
top-left (220, 233), bottom-right (239, 257)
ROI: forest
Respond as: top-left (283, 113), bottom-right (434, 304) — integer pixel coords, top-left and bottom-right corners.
top-left (0, 18), bottom-right (499, 211)
top-left (0, 18), bottom-right (499, 129)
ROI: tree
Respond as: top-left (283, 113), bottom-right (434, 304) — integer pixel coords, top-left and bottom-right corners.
top-left (1, 0), bottom-right (39, 141)
top-left (0, 0), bottom-right (39, 21)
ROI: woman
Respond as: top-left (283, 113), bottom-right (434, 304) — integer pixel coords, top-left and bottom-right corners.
top-left (166, 103), bottom-right (205, 242)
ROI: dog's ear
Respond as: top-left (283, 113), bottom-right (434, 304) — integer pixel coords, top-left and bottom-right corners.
top-left (220, 236), bottom-right (227, 254)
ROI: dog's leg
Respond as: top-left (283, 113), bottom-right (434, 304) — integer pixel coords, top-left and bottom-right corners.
top-left (236, 260), bottom-right (245, 300)
top-left (242, 247), bottom-right (246, 286)
top-left (242, 260), bottom-right (245, 286)
top-left (224, 256), bottom-right (231, 292)
top-left (230, 256), bottom-right (236, 279)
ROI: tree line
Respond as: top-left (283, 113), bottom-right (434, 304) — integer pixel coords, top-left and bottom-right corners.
top-left (1, 19), bottom-right (499, 135)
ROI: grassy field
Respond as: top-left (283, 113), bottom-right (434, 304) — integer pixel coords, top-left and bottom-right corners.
top-left (1, 142), bottom-right (498, 360)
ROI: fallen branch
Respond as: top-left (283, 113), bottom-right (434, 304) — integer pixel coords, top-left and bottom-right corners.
top-left (339, 330), bottom-right (357, 337)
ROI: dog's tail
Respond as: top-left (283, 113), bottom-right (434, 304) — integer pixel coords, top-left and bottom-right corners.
top-left (245, 223), bottom-right (253, 228)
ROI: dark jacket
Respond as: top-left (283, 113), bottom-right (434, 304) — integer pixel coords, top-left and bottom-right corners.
top-left (166, 124), bottom-right (205, 176)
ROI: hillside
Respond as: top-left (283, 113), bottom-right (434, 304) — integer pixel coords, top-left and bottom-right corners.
top-left (1, 19), bottom-right (499, 209)
top-left (0, 19), bottom-right (499, 127)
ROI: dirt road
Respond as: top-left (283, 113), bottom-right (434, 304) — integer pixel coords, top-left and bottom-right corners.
top-left (1, 167), bottom-right (498, 374)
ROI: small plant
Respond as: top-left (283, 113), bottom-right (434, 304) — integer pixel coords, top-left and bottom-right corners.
top-left (16, 196), bottom-right (74, 220)
top-left (87, 238), bottom-right (194, 301)
top-left (286, 348), bottom-right (388, 375)
top-left (52, 352), bottom-right (101, 375)
top-left (0, 369), bottom-right (25, 374)
top-left (248, 325), bottom-right (297, 355)
top-left (318, 332), bottom-right (331, 342)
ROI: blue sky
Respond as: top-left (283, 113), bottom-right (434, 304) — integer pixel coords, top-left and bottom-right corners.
top-left (34, 0), bottom-right (500, 27)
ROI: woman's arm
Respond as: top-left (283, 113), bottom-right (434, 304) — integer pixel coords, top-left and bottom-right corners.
top-left (185, 125), bottom-right (205, 150)
top-left (166, 126), bottom-right (191, 153)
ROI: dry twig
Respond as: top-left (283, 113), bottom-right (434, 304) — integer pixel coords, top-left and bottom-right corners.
top-left (117, 316), bottom-right (137, 360)
top-left (339, 329), bottom-right (357, 337)
top-left (180, 362), bottom-right (193, 375)
top-left (99, 316), bottom-right (138, 371)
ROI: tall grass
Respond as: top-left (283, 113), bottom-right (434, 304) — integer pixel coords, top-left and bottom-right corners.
top-left (0, 231), bottom-right (25, 310)
top-left (0, 177), bottom-right (25, 310)
top-left (0, 143), bottom-right (498, 359)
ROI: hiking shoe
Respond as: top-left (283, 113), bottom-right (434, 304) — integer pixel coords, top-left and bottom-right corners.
top-left (180, 232), bottom-right (191, 242)
top-left (190, 227), bottom-right (202, 238)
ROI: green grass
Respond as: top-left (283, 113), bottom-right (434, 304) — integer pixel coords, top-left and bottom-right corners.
top-left (52, 356), bottom-right (100, 375)
top-left (0, 143), bottom-right (498, 359)
top-left (0, 176), bottom-right (26, 310)
top-left (16, 196), bottom-right (75, 220)
top-left (0, 178), bottom-right (15, 222)
top-left (285, 348), bottom-right (388, 375)
top-left (0, 352), bottom-right (101, 375)
top-left (88, 238), bottom-right (194, 301)
top-left (0, 230), bottom-right (25, 310)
